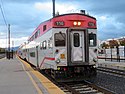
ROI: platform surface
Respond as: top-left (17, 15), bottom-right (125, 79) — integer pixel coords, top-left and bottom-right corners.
top-left (0, 56), bottom-right (65, 94)
top-left (0, 57), bottom-right (40, 94)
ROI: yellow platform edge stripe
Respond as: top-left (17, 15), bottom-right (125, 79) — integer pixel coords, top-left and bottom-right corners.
top-left (17, 56), bottom-right (65, 94)
top-left (17, 56), bottom-right (43, 94)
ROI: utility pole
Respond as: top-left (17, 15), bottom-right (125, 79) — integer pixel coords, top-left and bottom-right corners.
top-left (12, 40), bottom-right (14, 59)
top-left (52, 0), bottom-right (55, 17)
top-left (8, 24), bottom-right (10, 59)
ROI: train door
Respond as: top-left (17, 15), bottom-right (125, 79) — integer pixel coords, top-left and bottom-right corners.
top-left (28, 49), bottom-right (29, 61)
top-left (36, 46), bottom-right (39, 68)
top-left (70, 30), bottom-right (85, 62)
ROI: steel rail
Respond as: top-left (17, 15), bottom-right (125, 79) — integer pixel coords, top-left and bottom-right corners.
top-left (97, 67), bottom-right (125, 76)
top-left (84, 80), bottom-right (115, 94)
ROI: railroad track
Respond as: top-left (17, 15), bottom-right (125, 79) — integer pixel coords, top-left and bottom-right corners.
top-left (21, 57), bottom-right (118, 94)
top-left (27, 60), bottom-right (115, 94)
top-left (97, 67), bottom-right (125, 77)
top-left (59, 80), bottom-right (115, 94)
top-left (40, 70), bottom-right (115, 94)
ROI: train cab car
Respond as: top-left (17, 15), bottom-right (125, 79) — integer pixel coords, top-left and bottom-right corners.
top-left (18, 12), bottom-right (98, 82)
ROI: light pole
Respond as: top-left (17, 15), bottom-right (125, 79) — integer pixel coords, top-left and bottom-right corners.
top-left (52, 0), bottom-right (55, 17)
top-left (12, 40), bottom-right (14, 59)
top-left (8, 24), bottom-right (10, 59)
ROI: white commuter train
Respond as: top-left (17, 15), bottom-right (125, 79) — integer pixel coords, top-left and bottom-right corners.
top-left (18, 12), bottom-right (98, 82)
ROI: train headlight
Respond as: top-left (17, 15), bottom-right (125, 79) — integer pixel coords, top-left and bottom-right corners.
top-left (73, 21), bottom-right (81, 26)
top-left (93, 65), bottom-right (96, 68)
top-left (73, 22), bottom-right (77, 25)
top-left (78, 22), bottom-right (81, 26)
top-left (55, 58), bottom-right (60, 64)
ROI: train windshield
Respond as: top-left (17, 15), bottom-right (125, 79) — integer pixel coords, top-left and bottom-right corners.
top-left (54, 33), bottom-right (66, 47)
top-left (89, 33), bottom-right (96, 46)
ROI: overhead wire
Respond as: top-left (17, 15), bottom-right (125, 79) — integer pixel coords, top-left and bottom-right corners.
top-left (0, 0), bottom-right (8, 49)
top-left (0, 0), bottom-right (8, 27)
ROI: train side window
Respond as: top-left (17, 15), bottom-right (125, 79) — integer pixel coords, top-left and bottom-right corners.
top-left (31, 35), bottom-right (35, 41)
top-left (37, 29), bottom-right (40, 36)
top-left (35, 31), bottom-right (38, 38)
top-left (43, 41), bottom-right (47, 49)
top-left (43, 25), bottom-right (46, 31)
top-left (40, 42), bottom-right (43, 49)
top-left (30, 52), bottom-right (35, 57)
top-left (73, 33), bottom-right (80, 47)
top-left (89, 33), bottom-right (96, 46)
top-left (54, 33), bottom-right (66, 47)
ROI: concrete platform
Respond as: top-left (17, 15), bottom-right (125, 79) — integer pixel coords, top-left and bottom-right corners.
top-left (0, 56), bottom-right (65, 94)
top-left (98, 59), bottom-right (125, 70)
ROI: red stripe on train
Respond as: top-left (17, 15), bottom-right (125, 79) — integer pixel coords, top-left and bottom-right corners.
top-left (39, 57), bottom-right (55, 69)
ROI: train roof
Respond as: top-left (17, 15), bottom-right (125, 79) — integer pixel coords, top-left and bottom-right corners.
top-left (28, 13), bottom-right (97, 41)
top-left (53, 13), bottom-right (96, 20)
top-left (38, 13), bottom-right (96, 25)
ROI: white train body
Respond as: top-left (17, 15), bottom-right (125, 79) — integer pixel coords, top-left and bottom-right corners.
top-left (18, 13), bottom-right (97, 81)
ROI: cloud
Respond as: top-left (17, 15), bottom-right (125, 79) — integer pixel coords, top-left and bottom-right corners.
top-left (0, 25), bottom-right (8, 39)
top-left (34, 2), bottom-right (51, 11)
top-left (11, 25), bottom-right (35, 38)
top-left (55, 3), bottom-right (76, 14)
top-left (0, 39), bottom-right (7, 48)
top-left (0, 30), bottom-right (28, 48)
top-left (12, 37), bottom-right (28, 47)
top-left (99, 16), bottom-right (107, 21)
top-left (96, 14), bottom-right (125, 40)
top-left (0, 37), bottom-right (28, 48)
top-left (34, 2), bottom-right (77, 14)
top-left (0, 0), bottom-right (125, 47)
top-left (2, 0), bottom-right (50, 4)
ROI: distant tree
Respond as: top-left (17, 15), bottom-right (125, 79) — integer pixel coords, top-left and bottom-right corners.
top-left (119, 39), bottom-right (125, 46)
top-left (101, 42), bottom-right (109, 49)
top-left (109, 40), bottom-right (119, 48)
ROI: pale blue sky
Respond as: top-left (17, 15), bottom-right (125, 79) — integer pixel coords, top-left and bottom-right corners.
top-left (0, 0), bottom-right (125, 47)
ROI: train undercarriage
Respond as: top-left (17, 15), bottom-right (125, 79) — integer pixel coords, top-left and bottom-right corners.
top-left (20, 57), bottom-right (97, 82)
top-left (43, 65), bottom-right (97, 82)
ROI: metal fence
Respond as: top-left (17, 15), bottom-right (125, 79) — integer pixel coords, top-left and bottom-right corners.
top-left (99, 46), bottom-right (125, 62)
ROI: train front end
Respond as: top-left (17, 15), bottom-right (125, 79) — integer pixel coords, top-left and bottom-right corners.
top-left (52, 13), bottom-right (97, 82)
